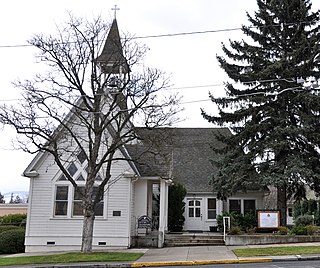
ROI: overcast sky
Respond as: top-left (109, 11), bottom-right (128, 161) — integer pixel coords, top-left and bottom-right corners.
top-left (0, 0), bottom-right (319, 195)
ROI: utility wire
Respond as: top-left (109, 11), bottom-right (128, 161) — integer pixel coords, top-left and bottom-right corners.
top-left (3, 85), bottom-right (319, 121)
top-left (133, 27), bottom-right (242, 39)
top-left (0, 77), bottom-right (299, 103)
top-left (0, 20), bottom-right (316, 48)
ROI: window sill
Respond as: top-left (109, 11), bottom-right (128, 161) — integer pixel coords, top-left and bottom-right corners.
top-left (50, 216), bottom-right (104, 220)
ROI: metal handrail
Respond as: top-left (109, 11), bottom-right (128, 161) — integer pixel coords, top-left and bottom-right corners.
top-left (223, 216), bottom-right (231, 242)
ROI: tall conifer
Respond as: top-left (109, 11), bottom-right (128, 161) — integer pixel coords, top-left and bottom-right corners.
top-left (203, 0), bottom-right (320, 225)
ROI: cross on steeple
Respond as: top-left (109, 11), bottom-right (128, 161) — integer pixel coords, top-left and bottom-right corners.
top-left (111, 5), bottom-right (120, 19)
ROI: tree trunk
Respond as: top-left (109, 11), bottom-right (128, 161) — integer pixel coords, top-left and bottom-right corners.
top-left (277, 184), bottom-right (287, 226)
top-left (81, 208), bottom-right (95, 252)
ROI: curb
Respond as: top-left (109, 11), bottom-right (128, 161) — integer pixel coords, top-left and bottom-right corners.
top-left (131, 258), bottom-right (273, 267)
top-left (6, 255), bottom-right (320, 267)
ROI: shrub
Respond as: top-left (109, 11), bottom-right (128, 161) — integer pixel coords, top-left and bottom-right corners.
top-left (0, 228), bottom-right (25, 254)
top-left (278, 226), bottom-right (288, 235)
top-left (217, 212), bottom-right (256, 232)
top-left (290, 224), bottom-right (307, 235)
top-left (293, 202), bottom-right (302, 219)
top-left (228, 226), bottom-right (242, 235)
top-left (242, 213), bottom-right (257, 230)
top-left (216, 213), bottom-right (226, 231)
top-left (0, 213), bottom-right (27, 226)
top-left (217, 212), bottom-right (239, 231)
top-left (0, 225), bottom-right (21, 234)
top-left (168, 183), bottom-right (186, 232)
top-left (305, 225), bottom-right (317, 235)
top-left (315, 203), bottom-right (320, 226)
top-left (246, 227), bottom-right (256, 234)
top-left (308, 199), bottom-right (317, 215)
top-left (295, 214), bottom-right (314, 226)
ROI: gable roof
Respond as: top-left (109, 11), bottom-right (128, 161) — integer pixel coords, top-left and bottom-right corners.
top-left (95, 19), bottom-right (129, 74)
top-left (23, 18), bottom-right (135, 178)
top-left (126, 127), bottom-right (232, 192)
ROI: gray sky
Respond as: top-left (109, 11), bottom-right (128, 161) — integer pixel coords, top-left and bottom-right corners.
top-left (0, 0), bottom-right (319, 195)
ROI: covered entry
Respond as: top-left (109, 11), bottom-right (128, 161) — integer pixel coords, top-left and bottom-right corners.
top-left (132, 176), bottom-right (170, 247)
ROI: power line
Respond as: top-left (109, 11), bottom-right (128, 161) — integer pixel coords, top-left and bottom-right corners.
top-left (133, 27), bottom-right (242, 39)
top-left (2, 85), bottom-right (318, 121)
top-left (0, 78), bottom-right (299, 103)
top-left (0, 20), bottom-right (316, 49)
top-left (0, 77), bottom-right (303, 103)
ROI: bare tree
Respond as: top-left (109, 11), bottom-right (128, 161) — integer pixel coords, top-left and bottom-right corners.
top-left (0, 15), bottom-right (180, 252)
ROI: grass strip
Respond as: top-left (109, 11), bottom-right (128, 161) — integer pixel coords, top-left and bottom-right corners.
top-left (234, 246), bottom-right (320, 257)
top-left (0, 252), bottom-right (143, 266)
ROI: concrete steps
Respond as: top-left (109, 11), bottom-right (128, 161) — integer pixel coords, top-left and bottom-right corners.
top-left (165, 232), bottom-right (225, 247)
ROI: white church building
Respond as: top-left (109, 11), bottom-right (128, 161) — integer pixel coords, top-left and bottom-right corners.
top-left (23, 18), bottom-right (267, 253)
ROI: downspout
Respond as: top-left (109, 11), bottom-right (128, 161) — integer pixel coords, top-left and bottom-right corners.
top-left (124, 173), bottom-right (139, 248)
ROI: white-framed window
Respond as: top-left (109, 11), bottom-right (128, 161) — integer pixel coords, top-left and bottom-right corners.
top-left (53, 149), bottom-right (104, 218)
top-left (54, 185), bottom-right (69, 216)
top-left (54, 184), bottom-right (104, 217)
top-left (288, 207), bottom-right (293, 217)
top-left (188, 199), bottom-right (201, 218)
top-left (229, 199), bottom-right (256, 215)
top-left (244, 199), bottom-right (256, 214)
top-left (229, 199), bottom-right (241, 214)
top-left (72, 186), bottom-right (103, 216)
top-left (207, 198), bottom-right (217, 219)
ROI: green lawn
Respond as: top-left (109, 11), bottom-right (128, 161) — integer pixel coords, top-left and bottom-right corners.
top-left (0, 252), bottom-right (143, 266)
top-left (234, 246), bottom-right (320, 257)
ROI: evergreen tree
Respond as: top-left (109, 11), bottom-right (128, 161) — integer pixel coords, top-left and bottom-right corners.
top-left (168, 183), bottom-right (187, 232)
top-left (12, 195), bottom-right (22, 204)
top-left (202, 0), bottom-right (320, 225)
top-left (0, 192), bottom-right (5, 203)
top-left (9, 193), bottom-right (14, 204)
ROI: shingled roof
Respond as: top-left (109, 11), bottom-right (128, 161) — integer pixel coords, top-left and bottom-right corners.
top-left (126, 127), bottom-right (232, 192)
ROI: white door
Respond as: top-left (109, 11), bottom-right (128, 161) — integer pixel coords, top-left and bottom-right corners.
top-left (185, 198), bottom-right (204, 231)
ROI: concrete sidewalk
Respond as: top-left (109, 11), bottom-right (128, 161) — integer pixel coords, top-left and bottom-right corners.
top-left (133, 243), bottom-right (320, 267)
top-left (2, 243), bottom-right (320, 267)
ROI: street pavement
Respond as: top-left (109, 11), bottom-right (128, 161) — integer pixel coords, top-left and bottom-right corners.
top-left (2, 243), bottom-right (320, 267)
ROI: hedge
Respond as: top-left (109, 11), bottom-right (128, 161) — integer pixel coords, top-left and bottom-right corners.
top-left (0, 213), bottom-right (27, 226)
top-left (0, 228), bottom-right (25, 254)
top-left (0, 225), bottom-right (21, 234)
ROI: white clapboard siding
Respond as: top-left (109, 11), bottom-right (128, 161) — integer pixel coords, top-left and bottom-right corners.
top-left (26, 148), bottom-right (135, 251)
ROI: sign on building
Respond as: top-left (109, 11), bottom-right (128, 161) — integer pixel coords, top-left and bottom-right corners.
top-left (257, 211), bottom-right (280, 228)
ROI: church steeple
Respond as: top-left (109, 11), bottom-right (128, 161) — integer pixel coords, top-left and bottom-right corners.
top-left (96, 19), bottom-right (129, 75)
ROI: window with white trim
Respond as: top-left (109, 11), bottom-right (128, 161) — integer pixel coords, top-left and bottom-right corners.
top-left (188, 200), bottom-right (201, 218)
top-left (229, 199), bottom-right (241, 214)
top-left (288, 207), bottom-right (293, 217)
top-left (54, 186), bottom-right (69, 216)
top-left (207, 198), bottom-right (217, 219)
top-left (53, 149), bottom-right (104, 217)
top-left (244, 200), bottom-right (256, 214)
top-left (229, 199), bottom-right (256, 215)
top-left (72, 186), bottom-right (103, 216)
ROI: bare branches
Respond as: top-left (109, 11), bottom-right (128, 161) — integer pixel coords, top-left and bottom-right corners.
top-left (0, 13), bottom-right (181, 252)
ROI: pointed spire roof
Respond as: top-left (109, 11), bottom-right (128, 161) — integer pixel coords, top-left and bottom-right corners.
top-left (96, 19), bottom-right (129, 74)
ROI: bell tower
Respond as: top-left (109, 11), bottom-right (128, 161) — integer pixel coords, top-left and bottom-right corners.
top-left (95, 14), bottom-right (129, 90)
